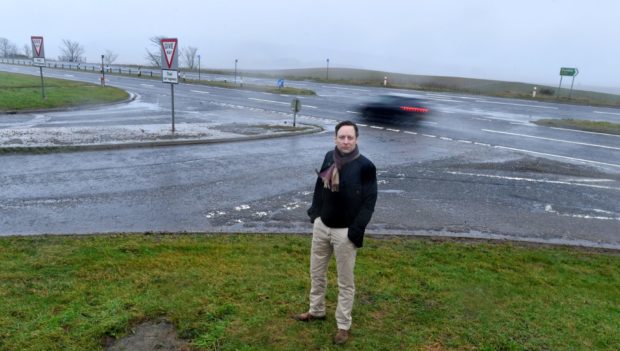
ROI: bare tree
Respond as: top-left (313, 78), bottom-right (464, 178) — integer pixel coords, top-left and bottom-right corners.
top-left (103, 50), bottom-right (118, 65)
top-left (58, 39), bottom-right (85, 62)
top-left (0, 37), bottom-right (18, 57)
top-left (182, 46), bottom-right (198, 69)
top-left (144, 36), bottom-right (166, 67)
top-left (23, 43), bottom-right (32, 58)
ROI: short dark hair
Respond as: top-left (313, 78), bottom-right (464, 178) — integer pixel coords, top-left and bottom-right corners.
top-left (335, 120), bottom-right (359, 137)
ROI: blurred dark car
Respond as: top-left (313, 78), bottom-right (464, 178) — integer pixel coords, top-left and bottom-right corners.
top-left (358, 94), bottom-right (430, 119)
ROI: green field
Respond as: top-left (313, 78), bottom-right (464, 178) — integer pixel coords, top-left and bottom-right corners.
top-left (1, 234), bottom-right (618, 350)
top-left (0, 71), bottom-right (129, 112)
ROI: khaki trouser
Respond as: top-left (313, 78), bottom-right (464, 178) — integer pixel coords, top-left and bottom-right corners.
top-left (308, 217), bottom-right (358, 330)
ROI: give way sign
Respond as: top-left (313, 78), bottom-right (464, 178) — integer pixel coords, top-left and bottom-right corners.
top-left (160, 38), bottom-right (178, 70)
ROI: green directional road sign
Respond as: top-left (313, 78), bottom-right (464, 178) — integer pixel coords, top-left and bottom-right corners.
top-left (560, 67), bottom-right (578, 76)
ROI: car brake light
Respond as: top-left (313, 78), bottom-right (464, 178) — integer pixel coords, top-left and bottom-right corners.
top-left (400, 106), bottom-right (429, 113)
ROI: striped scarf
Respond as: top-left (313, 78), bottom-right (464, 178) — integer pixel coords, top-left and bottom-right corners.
top-left (318, 146), bottom-right (360, 192)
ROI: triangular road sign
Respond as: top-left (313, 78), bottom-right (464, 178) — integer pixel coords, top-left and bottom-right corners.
top-left (160, 38), bottom-right (178, 69)
top-left (31, 36), bottom-right (44, 57)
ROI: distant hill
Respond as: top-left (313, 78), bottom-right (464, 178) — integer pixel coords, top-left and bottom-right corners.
top-left (222, 67), bottom-right (620, 107)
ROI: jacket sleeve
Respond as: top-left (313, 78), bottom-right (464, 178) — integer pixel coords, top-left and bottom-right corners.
top-left (348, 161), bottom-right (378, 247)
top-left (307, 152), bottom-right (331, 223)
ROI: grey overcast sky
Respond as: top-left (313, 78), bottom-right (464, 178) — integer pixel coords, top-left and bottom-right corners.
top-left (3, 0), bottom-right (619, 90)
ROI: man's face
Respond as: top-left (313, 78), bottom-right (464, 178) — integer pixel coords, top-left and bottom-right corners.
top-left (335, 125), bottom-right (357, 154)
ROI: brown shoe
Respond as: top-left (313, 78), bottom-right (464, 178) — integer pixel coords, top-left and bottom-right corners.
top-left (294, 312), bottom-right (326, 322)
top-left (334, 329), bottom-right (349, 345)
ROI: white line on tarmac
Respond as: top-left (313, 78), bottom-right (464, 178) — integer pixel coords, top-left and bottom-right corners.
top-left (492, 145), bottom-right (620, 169)
top-left (370, 126), bottom-right (384, 130)
top-left (476, 100), bottom-right (559, 109)
top-left (426, 97), bottom-right (463, 103)
top-left (404, 131), bottom-right (417, 135)
top-left (140, 84), bottom-right (155, 87)
top-left (386, 128), bottom-right (400, 132)
top-left (594, 110), bottom-right (620, 116)
top-left (303, 105), bottom-right (318, 109)
top-left (191, 90), bottom-right (210, 94)
top-left (549, 126), bottom-right (620, 138)
top-left (545, 204), bottom-right (620, 221)
top-left (346, 111), bottom-right (361, 114)
top-left (322, 86), bottom-right (370, 92)
top-left (482, 129), bottom-right (620, 150)
top-left (447, 171), bottom-right (620, 191)
top-left (422, 134), bottom-right (437, 138)
top-left (248, 98), bottom-right (289, 105)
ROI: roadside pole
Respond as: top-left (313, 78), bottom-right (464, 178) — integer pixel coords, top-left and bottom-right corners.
top-left (38, 66), bottom-right (45, 99)
top-left (171, 84), bottom-right (175, 132)
top-left (160, 38), bottom-right (179, 133)
top-left (291, 98), bottom-right (301, 127)
top-left (31, 36), bottom-right (46, 99)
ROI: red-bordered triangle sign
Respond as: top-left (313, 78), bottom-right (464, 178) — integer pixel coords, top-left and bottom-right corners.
top-left (161, 38), bottom-right (178, 69)
top-left (31, 36), bottom-right (44, 57)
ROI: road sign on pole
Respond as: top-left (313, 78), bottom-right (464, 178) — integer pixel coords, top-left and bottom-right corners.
top-left (31, 36), bottom-right (45, 66)
top-left (160, 38), bottom-right (179, 133)
top-left (559, 67), bottom-right (578, 77)
top-left (31, 36), bottom-right (46, 99)
top-left (557, 67), bottom-right (579, 99)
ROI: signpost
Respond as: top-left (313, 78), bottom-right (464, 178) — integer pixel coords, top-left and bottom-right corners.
top-left (160, 38), bottom-right (179, 132)
top-left (31, 36), bottom-right (46, 99)
top-left (291, 98), bottom-right (301, 126)
top-left (557, 67), bottom-right (579, 99)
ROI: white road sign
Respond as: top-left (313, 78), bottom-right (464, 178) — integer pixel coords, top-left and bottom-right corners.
top-left (160, 38), bottom-right (178, 70)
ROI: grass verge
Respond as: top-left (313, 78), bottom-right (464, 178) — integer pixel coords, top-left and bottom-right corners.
top-left (0, 234), bottom-right (618, 350)
top-left (533, 119), bottom-right (620, 135)
top-left (0, 72), bottom-right (129, 112)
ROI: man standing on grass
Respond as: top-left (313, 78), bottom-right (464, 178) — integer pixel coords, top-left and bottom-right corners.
top-left (295, 120), bottom-right (378, 345)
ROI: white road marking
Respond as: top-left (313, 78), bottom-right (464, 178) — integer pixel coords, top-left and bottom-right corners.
top-left (482, 129), bottom-right (620, 150)
top-left (248, 98), bottom-right (289, 105)
top-left (594, 110), bottom-right (620, 116)
top-left (303, 105), bottom-right (318, 109)
top-left (439, 137), bottom-right (453, 141)
top-left (457, 140), bottom-right (472, 144)
top-left (545, 204), bottom-right (620, 221)
top-left (422, 134), bottom-right (437, 138)
top-left (386, 128), bottom-right (400, 132)
top-left (549, 126), bottom-right (620, 138)
top-left (476, 100), bottom-right (558, 109)
top-left (492, 145), bottom-right (620, 169)
top-left (427, 97), bottom-right (463, 103)
top-left (191, 90), bottom-right (210, 94)
top-left (370, 126), bottom-right (384, 130)
top-left (357, 123), bottom-right (367, 127)
top-left (140, 84), bottom-right (155, 87)
top-left (447, 171), bottom-right (620, 191)
top-left (322, 86), bottom-right (370, 92)
top-left (404, 131), bottom-right (417, 135)
top-left (474, 142), bottom-right (491, 147)
top-left (346, 111), bottom-right (361, 114)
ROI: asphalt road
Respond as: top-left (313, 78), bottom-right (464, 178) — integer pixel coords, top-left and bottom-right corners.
top-left (1, 64), bottom-right (619, 248)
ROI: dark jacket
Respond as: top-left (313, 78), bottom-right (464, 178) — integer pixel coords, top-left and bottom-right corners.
top-left (307, 150), bottom-right (378, 247)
